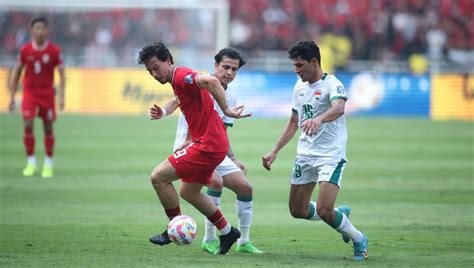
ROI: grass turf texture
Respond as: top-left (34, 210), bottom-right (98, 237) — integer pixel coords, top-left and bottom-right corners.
top-left (1, 113), bottom-right (473, 267)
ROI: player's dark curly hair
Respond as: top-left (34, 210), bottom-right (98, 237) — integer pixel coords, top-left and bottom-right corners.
top-left (31, 16), bottom-right (48, 27)
top-left (214, 47), bottom-right (246, 68)
top-left (138, 42), bottom-right (174, 65)
top-left (288, 41), bottom-right (321, 66)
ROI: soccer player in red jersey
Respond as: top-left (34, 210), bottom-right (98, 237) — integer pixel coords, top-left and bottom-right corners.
top-left (8, 16), bottom-right (66, 178)
top-left (138, 42), bottom-right (251, 254)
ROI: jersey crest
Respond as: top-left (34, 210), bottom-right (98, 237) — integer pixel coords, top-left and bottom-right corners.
top-left (42, 54), bottom-right (50, 64)
top-left (336, 86), bottom-right (345, 94)
top-left (184, 74), bottom-right (193, 84)
top-left (314, 90), bottom-right (322, 100)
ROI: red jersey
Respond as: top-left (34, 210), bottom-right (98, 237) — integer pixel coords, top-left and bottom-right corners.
top-left (19, 41), bottom-right (63, 92)
top-left (172, 67), bottom-right (229, 153)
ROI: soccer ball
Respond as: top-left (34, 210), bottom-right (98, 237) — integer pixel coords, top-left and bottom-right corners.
top-left (167, 215), bottom-right (197, 245)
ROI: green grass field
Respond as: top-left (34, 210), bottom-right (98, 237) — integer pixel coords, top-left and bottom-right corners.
top-left (0, 113), bottom-right (473, 267)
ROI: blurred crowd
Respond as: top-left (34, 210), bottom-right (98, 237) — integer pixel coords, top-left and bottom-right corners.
top-left (231, 0), bottom-right (473, 68)
top-left (1, 0), bottom-right (472, 68)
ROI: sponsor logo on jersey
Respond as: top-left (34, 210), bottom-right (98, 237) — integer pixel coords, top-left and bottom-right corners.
top-left (42, 54), bottom-right (50, 64)
top-left (184, 74), bottom-right (193, 84)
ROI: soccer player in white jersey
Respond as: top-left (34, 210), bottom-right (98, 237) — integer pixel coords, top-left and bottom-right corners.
top-left (150, 48), bottom-right (263, 254)
top-left (262, 41), bottom-right (368, 261)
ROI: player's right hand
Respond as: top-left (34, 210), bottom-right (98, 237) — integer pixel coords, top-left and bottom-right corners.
top-left (262, 152), bottom-right (276, 171)
top-left (150, 104), bottom-right (166, 120)
top-left (224, 105), bottom-right (252, 119)
top-left (8, 99), bottom-right (15, 112)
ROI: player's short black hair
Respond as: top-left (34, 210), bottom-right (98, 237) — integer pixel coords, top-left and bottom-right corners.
top-left (214, 47), bottom-right (246, 68)
top-left (138, 42), bottom-right (174, 65)
top-left (288, 41), bottom-right (321, 66)
top-left (31, 16), bottom-right (48, 27)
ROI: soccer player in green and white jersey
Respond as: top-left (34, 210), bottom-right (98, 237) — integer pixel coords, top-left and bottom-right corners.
top-left (262, 41), bottom-right (368, 261)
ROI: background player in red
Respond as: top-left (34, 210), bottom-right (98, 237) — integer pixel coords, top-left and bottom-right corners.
top-left (8, 16), bottom-right (66, 178)
top-left (138, 42), bottom-right (251, 254)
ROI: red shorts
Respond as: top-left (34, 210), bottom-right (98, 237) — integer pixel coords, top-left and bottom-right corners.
top-left (168, 142), bottom-right (227, 185)
top-left (22, 90), bottom-right (56, 122)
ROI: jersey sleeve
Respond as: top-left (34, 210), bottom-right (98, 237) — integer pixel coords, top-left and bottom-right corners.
top-left (18, 46), bottom-right (27, 65)
top-left (173, 67), bottom-right (201, 95)
top-left (291, 81), bottom-right (300, 113)
top-left (329, 81), bottom-right (348, 102)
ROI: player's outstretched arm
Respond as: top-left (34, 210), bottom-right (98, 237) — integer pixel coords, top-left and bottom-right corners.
top-left (262, 112), bottom-right (299, 171)
top-left (196, 74), bottom-right (251, 119)
top-left (8, 64), bottom-right (24, 112)
top-left (150, 97), bottom-right (179, 120)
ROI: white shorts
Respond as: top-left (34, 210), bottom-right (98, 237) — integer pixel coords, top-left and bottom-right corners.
top-left (290, 157), bottom-right (347, 188)
top-left (215, 156), bottom-right (240, 177)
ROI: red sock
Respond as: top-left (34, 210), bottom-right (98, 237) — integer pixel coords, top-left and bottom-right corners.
top-left (44, 133), bottom-right (55, 157)
top-left (207, 209), bottom-right (228, 230)
top-left (164, 206), bottom-right (181, 220)
top-left (23, 128), bottom-right (35, 156)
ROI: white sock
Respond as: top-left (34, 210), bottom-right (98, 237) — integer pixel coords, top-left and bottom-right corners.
top-left (218, 224), bottom-right (231, 235)
top-left (44, 156), bottom-right (53, 167)
top-left (337, 213), bottom-right (364, 242)
top-left (203, 194), bottom-right (220, 242)
top-left (27, 155), bottom-right (37, 166)
top-left (236, 199), bottom-right (253, 245)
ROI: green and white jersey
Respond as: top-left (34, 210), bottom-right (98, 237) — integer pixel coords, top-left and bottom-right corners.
top-left (291, 74), bottom-right (348, 160)
top-left (214, 85), bottom-right (237, 128)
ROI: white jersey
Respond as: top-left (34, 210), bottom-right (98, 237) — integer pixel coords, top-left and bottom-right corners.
top-left (173, 85), bottom-right (237, 151)
top-left (291, 74), bottom-right (348, 160)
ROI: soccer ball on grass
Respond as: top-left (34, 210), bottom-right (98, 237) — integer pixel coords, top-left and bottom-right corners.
top-left (167, 215), bottom-right (197, 245)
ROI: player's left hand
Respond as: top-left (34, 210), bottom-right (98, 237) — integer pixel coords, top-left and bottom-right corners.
top-left (233, 159), bottom-right (247, 175)
top-left (224, 105), bottom-right (252, 119)
top-left (150, 104), bottom-right (166, 120)
top-left (301, 118), bottom-right (322, 136)
top-left (262, 151), bottom-right (277, 171)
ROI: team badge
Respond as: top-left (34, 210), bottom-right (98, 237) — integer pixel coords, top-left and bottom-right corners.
top-left (336, 86), bottom-right (345, 94)
top-left (314, 90), bottom-right (322, 100)
top-left (184, 74), bottom-right (193, 84)
top-left (42, 54), bottom-right (50, 64)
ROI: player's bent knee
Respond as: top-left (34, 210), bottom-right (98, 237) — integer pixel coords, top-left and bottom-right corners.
top-left (289, 207), bottom-right (307, 219)
top-left (150, 168), bottom-right (165, 186)
top-left (229, 177), bottom-right (252, 197)
top-left (237, 182), bottom-right (252, 197)
top-left (316, 207), bottom-right (333, 222)
top-left (209, 178), bottom-right (223, 191)
top-left (24, 125), bottom-right (34, 134)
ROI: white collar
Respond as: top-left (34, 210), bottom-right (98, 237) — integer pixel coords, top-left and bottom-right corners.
top-left (32, 40), bottom-right (49, 51)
